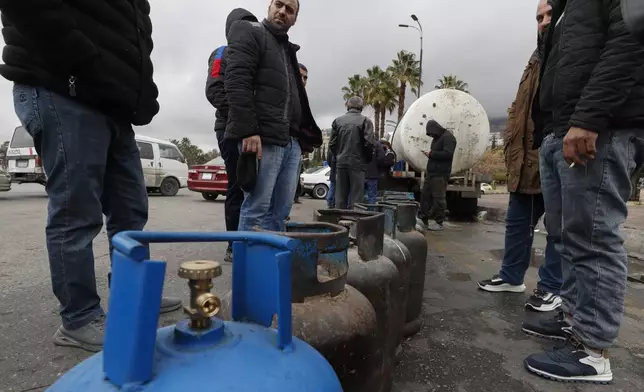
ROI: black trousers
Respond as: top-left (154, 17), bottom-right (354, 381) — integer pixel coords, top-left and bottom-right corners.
top-left (420, 175), bottom-right (448, 224)
top-left (216, 131), bottom-right (244, 248)
top-left (335, 168), bottom-right (365, 209)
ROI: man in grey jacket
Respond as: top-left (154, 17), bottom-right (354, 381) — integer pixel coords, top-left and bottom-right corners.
top-left (329, 96), bottom-right (376, 209)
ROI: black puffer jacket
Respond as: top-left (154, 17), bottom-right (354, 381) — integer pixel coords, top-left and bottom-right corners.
top-left (0, 0), bottom-right (159, 126)
top-left (205, 9), bottom-right (257, 133)
top-left (224, 19), bottom-right (322, 152)
top-left (533, 0), bottom-right (644, 143)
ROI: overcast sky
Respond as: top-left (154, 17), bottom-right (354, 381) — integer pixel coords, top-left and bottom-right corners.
top-left (0, 0), bottom-right (540, 151)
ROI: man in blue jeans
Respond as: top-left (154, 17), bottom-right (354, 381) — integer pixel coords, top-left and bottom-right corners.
top-left (225, 0), bottom-right (322, 232)
top-left (205, 8), bottom-right (258, 262)
top-left (327, 149), bottom-right (337, 208)
top-left (522, 0), bottom-right (644, 383)
top-left (364, 140), bottom-right (385, 204)
top-left (0, 0), bottom-right (181, 352)
top-left (478, 0), bottom-right (562, 313)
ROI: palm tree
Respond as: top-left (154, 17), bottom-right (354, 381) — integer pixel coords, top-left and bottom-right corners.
top-left (379, 73), bottom-right (398, 139)
top-left (364, 66), bottom-right (387, 136)
top-left (435, 74), bottom-right (469, 93)
top-left (341, 74), bottom-right (366, 103)
top-left (387, 50), bottom-right (421, 123)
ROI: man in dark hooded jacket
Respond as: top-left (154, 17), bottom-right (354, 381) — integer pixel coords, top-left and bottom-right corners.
top-left (224, 0), bottom-right (322, 232)
top-left (205, 8), bottom-right (258, 263)
top-left (419, 120), bottom-right (457, 231)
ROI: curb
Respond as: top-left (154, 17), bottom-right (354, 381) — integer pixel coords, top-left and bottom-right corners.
top-left (477, 205), bottom-right (644, 257)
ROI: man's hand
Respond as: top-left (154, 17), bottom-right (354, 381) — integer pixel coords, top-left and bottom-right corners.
top-left (423, 150), bottom-right (431, 158)
top-left (563, 127), bottom-right (598, 166)
top-left (242, 135), bottom-right (262, 159)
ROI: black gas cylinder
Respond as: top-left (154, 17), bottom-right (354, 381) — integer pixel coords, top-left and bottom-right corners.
top-left (315, 209), bottom-right (403, 392)
top-left (220, 222), bottom-right (379, 392)
top-left (380, 201), bottom-right (428, 337)
top-left (355, 203), bottom-right (412, 342)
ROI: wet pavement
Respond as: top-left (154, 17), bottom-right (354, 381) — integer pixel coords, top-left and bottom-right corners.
top-left (393, 221), bottom-right (644, 392)
top-left (1, 186), bottom-right (643, 391)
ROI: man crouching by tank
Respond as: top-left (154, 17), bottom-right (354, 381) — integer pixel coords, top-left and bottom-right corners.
top-left (224, 0), bottom-right (322, 232)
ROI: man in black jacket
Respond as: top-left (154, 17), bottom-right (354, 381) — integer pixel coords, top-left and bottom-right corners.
top-left (294, 63), bottom-right (309, 205)
top-left (0, 0), bottom-right (180, 352)
top-left (523, 0), bottom-right (644, 383)
top-left (205, 8), bottom-right (258, 263)
top-left (329, 96), bottom-right (376, 209)
top-left (419, 120), bottom-right (457, 231)
top-left (224, 0), bottom-right (322, 232)
top-left (364, 140), bottom-right (386, 204)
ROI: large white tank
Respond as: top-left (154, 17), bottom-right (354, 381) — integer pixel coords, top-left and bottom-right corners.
top-left (392, 89), bottom-right (490, 175)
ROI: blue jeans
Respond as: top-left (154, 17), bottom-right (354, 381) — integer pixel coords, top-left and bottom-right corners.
top-left (327, 180), bottom-right (336, 208)
top-left (540, 132), bottom-right (639, 349)
top-left (238, 138), bottom-right (301, 232)
top-left (364, 179), bottom-right (378, 204)
top-left (13, 85), bottom-right (148, 330)
top-left (499, 192), bottom-right (562, 294)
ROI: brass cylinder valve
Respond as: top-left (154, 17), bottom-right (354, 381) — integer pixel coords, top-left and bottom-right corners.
top-left (178, 260), bottom-right (222, 330)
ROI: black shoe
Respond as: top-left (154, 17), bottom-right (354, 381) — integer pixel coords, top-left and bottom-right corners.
top-left (160, 297), bottom-right (182, 314)
top-left (526, 289), bottom-right (562, 312)
top-left (524, 335), bottom-right (613, 384)
top-left (224, 247), bottom-right (233, 263)
top-left (477, 274), bottom-right (526, 293)
top-left (522, 311), bottom-right (572, 341)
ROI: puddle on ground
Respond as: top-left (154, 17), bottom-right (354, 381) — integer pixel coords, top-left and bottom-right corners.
top-left (446, 272), bottom-right (472, 282)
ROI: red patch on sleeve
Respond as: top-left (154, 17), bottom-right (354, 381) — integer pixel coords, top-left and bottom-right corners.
top-left (211, 59), bottom-right (222, 78)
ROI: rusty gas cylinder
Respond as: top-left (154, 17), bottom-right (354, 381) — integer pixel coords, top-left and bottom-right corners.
top-left (219, 222), bottom-right (378, 392)
top-left (315, 209), bottom-right (403, 392)
top-left (380, 201), bottom-right (428, 337)
top-left (354, 203), bottom-right (411, 350)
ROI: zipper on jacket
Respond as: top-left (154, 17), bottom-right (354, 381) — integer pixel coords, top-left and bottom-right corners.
top-left (69, 75), bottom-right (77, 97)
top-left (282, 47), bottom-right (291, 122)
top-left (551, 6), bottom-right (568, 134)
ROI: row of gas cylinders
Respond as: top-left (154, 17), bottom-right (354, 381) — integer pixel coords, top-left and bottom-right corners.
top-left (48, 199), bottom-right (428, 392)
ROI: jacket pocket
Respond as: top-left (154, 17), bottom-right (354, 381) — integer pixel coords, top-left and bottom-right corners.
top-left (12, 84), bottom-right (44, 139)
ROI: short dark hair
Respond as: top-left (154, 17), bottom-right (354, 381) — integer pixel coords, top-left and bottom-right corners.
top-left (298, 63), bottom-right (307, 72)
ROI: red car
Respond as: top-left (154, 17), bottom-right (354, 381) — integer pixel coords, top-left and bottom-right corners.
top-left (188, 157), bottom-right (228, 201)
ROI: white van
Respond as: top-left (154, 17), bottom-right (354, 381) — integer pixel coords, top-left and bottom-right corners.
top-left (135, 135), bottom-right (189, 196)
top-left (5, 126), bottom-right (47, 185)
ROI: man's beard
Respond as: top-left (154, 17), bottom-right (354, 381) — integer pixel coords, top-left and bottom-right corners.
top-left (537, 32), bottom-right (544, 59)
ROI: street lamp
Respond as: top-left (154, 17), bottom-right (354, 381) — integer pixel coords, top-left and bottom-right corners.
top-left (399, 14), bottom-right (424, 98)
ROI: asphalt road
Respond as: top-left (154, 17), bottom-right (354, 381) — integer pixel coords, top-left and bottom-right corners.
top-left (1, 185), bottom-right (644, 392)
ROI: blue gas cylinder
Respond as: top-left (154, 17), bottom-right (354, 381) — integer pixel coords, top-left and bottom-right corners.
top-left (47, 231), bottom-right (343, 392)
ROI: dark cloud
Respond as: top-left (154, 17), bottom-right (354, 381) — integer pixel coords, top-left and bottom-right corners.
top-left (0, 0), bottom-right (540, 150)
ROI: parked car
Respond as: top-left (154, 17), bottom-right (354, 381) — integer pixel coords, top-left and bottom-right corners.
top-left (5, 126), bottom-right (46, 185)
top-left (188, 157), bottom-right (227, 201)
top-left (0, 171), bottom-right (11, 192)
top-left (301, 166), bottom-right (331, 199)
top-left (136, 135), bottom-right (189, 196)
top-left (480, 182), bottom-right (493, 195)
